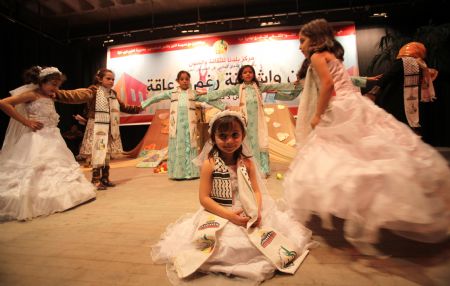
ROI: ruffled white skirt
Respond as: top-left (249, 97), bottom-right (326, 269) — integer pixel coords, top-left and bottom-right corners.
top-left (0, 127), bottom-right (96, 221)
top-left (284, 93), bottom-right (450, 246)
top-left (151, 195), bottom-right (313, 283)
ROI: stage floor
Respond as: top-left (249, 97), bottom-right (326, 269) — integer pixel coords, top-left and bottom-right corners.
top-left (0, 158), bottom-right (449, 286)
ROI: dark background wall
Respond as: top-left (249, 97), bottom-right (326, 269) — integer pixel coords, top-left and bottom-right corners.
top-left (1, 18), bottom-right (449, 150)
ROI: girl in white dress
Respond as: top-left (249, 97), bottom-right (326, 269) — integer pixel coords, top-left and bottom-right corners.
top-left (283, 19), bottom-right (450, 255)
top-left (152, 110), bottom-right (313, 284)
top-left (0, 66), bottom-right (96, 221)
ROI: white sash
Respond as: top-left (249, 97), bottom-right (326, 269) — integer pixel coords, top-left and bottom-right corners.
top-left (239, 83), bottom-right (269, 151)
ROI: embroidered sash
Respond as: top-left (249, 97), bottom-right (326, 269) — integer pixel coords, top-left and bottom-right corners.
top-left (239, 83), bottom-right (269, 151)
top-left (173, 155), bottom-right (307, 278)
top-left (91, 86), bottom-right (120, 167)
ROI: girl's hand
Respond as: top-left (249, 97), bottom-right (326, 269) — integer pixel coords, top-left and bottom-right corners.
top-left (310, 114), bottom-right (321, 129)
top-left (73, 114), bottom-right (87, 124)
top-left (229, 209), bottom-right (250, 227)
top-left (26, 119), bottom-right (44, 131)
top-left (252, 210), bottom-right (262, 227)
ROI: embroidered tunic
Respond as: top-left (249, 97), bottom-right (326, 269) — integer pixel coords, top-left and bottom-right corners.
top-left (56, 87), bottom-right (141, 158)
top-left (143, 88), bottom-right (225, 179)
top-left (206, 83), bottom-right (299, 175)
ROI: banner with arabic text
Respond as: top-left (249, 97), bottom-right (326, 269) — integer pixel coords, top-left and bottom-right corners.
top-left (107, 23), bottom-right (358, 124)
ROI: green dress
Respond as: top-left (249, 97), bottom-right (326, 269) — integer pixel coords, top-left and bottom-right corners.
top-left (206, 83), bottom-right (300, 175)
top-left (144, 89), bottom-right (224, 179)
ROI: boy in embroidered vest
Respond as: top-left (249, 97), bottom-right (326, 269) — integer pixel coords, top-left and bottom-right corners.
top-left (152, 110), bottom-right (313, 283)
top-left (55, 68), bottom-right (142, 190)
top-left (141, 70), bottom-right (225, 180)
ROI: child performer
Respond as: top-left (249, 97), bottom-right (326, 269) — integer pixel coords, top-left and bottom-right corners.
top-left (141, 70), bottom-right (225, 180)
top-left (204, 65), bottom-right (302, 176)
top-left (283, 19), bottom-right (450, 256)
top-left (152, 110), bottom-right (313, 283)
top-left (0, 66), bottom-right (96, 221)
top-left (55, 68), bottom-right (142, 190)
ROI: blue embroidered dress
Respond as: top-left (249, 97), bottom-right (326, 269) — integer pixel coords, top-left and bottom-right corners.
top-left (144, 89), bottom-right (224, 179)
top-left (206, 83), bottom-right (300, 175)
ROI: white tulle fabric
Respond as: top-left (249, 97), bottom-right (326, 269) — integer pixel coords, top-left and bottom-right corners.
top-left (152, 162), bottom-right (313, 284)
top-left (0, 97), bottom-right (96, 221)
top-left (283, 59), bottom-right (450, 247)
top-left (1, 84), bottom-right (38, 152)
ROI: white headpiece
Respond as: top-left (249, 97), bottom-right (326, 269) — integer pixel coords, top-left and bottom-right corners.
top-left (208, 110), bottom-right (246, 135)
top-left (193, 110), bottom-right (249, 167)
top-left (39, 67), bottom-right (62, 78)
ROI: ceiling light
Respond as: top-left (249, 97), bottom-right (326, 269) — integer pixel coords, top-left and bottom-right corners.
top-left (370, 12), bottom-right (388, 18)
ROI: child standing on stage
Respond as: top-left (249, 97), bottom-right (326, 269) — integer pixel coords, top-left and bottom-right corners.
top-left (283, 19), bottom-right (450, 255)
top-left (152, 110), bottom-right (313, 283)
top-left (205, 65), bottom-right (302, 176)
top-left (56, 68), bottom-right (142, 190)
top-left (0, 66), bottom-right (96, 221)
top-left (141, 70), bottom-right (225, 180)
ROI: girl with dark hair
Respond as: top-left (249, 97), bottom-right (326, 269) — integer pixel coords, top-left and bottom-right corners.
top-left (152, 110), bottom-right (313, 283)
top-left (283, 19), bottom-right (450, 256)
top-left (205, 65), bottom-right (302, 176)
top-left (142, 70), bottom-right (225, 180)
top-left (0, 66), bottom-right (96, 220)
top-left (55, 68), bottom-right (142, 190)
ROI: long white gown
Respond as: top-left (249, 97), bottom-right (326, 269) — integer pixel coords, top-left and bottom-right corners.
top-left (283, 59), bottom-right (450, 249)
top-left (152, 164), bottom-right (313, 284)
top-left (0, 97), bottom-right (96, 221)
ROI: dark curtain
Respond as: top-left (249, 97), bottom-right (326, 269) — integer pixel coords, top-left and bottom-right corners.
top-left (0, 16), bottom-right (106, 146)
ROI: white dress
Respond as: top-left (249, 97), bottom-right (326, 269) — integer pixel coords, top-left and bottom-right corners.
top-left (0, 98), bottom-right (96, 221)
top-left (284, 59), bottom-right (450, 247)
top-left (152, 165), bottom-right (312, 283)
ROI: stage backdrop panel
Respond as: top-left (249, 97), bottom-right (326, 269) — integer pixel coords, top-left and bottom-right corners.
top-left (107, 23), bottom-right (358, 124)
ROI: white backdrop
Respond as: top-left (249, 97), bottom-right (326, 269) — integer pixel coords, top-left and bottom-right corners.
top-left (107, 23), bottom-right (358, 124)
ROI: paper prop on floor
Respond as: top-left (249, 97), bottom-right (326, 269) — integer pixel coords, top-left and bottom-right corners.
top-left (277, 104), bottom-right (285, 110)
top-left (264, 107), bottom-right (274, 115)
top-left (153, 161), bottom-right (168, 173)
top-left (272, 122), bottom-right (281, 128)
top-left (287, 139), bottom-right (296, 147)
top-left (136, 148), bottom-right (168, 168)
top-left (276, 132), bottom-right (289, 142)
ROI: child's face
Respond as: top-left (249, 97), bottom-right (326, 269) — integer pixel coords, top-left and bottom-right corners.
top-left (177, 73), bottom-right (191, 90)
top-left (299, 32), bottom-right (310, 57)
top-left (214, 121), bottom-right (244, 156)
top-left (240, 67), bottom-right (255, 83)
top-left (40, 79), bottom-right (62, 98)
top-left (99, 72), bottom-right (115, 89)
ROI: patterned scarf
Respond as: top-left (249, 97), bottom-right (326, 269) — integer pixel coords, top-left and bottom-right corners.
top-left (173, 154), bottom-right (307, 278)
top-left (239, 83), bottom-right (269, 151)
top-left (402, 57), bottom-right (436, 128)
top-left (91, 86), bottom-right (120, 167)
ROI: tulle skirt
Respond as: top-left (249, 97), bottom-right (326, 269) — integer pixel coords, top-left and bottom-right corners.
top-left (284, 93), bottom-right (450, 247)
top-left (152, 195), bottom-right (313, 283)
top-left (0, 127), bottom-right (96, 221)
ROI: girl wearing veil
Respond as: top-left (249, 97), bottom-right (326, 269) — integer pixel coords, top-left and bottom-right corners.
top-left (0, 66), bottom-right (96, 221)
top-left (152, 110), bottom-right (314, 284)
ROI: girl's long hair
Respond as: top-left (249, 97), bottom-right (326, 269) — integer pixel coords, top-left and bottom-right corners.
top-left (300, 18), bottom-right (344, 60)
top-left (208, 115), bottom-right (249, 162)
top-left (237, 65), bottom-right (259, 86)
top-left (23, 66), bottom-right (66, 85)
